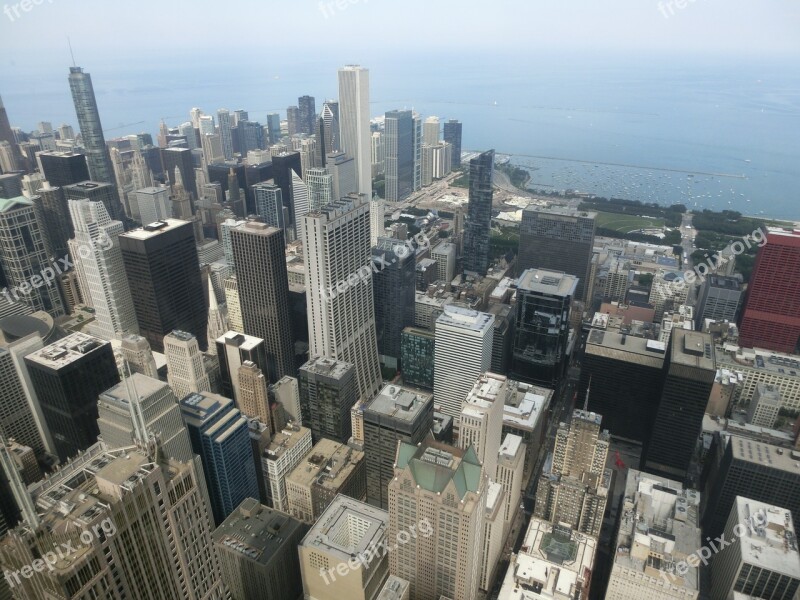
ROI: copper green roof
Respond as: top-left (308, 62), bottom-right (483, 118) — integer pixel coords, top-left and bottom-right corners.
top-left (396, 440), bottom-right (482, 499)
top-left (0, 196), bottom-right (33, 212)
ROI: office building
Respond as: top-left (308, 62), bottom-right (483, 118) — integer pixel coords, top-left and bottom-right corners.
top-left (496, 433), bottom-right (526, 529)
top-left (0, 342), bottom-right (48, 457)
top-left (63, 180), bottom-right (124, 226)
top-left (338, 65), bottom-right (372, 199)
top-left (642, 330), bottom-right (716, 481)
top-left (297, 95), bottom-right (316, 135)
top-left (271, 151), bottom-right (302, 225)
top-left (434, 306), bottom-right (494, 424)
top-left (68, 197), bottom-right (138, 339)
top-left (120, 219), bottom-right (207, 352)
top-left (0, 444), bottom-right (227, 599)
top-left (696, 274), bottom-right (744, 328)
top-left (649, 271), bottom-right (689, 322)
top-left (459, 372), bottom-right (506, 484)
top-left (497, 518), bottom-right (596, 600)
top-left (0, 196), bottom-right (65, 316)
top-left (384, 110), bottom-right (414, 202)
top-left (371, 131), bottom-right (385, 177)
top-left (747, 382), bottom-right (782, 428)
top-left (399, 327), bottom-right (435, 390)
top-left (319, 100), bottom-right (340, 154)
top-left (739, 228), bottom-right (800, 353)
top-left (535, 408), bottom-right (611, 538)
top-left (164, 330), bottom-right (212, 399)
top-left (443, 119), bottom-right (462, 168)
top-left (119, 333), bottom-right (158, 378)
top-left (372, 238), bottom-right (415, 370)
top-left (299, 496), bottom-right (389, 600)
top-left (230, 222), bottom-right (294, 381)
top-left (579, 326), bottom-right (666, 442)
top-left (325, 150), bottom-right (357, 200)
top-left (512, 269), bottom-right (577, 386)
top-left (517, 206), bottom-right (597, 301)
top-left (217, 108), bottom-right (234, 160)
top-left (463, 149), bottom-right (494, 276)
top-left (301, 195), bottom-right (382, 400)
top-left (605, 470), bottom-right (701, 600)
top-left (24, 332), bottom-right (119, 461)
top-left (299, 356), bottom-right (358, 443)
top-left (68, 67), bottom-right (116, 185)
top-left (216, 331), bottom-right (267, 402)
top-left (263, 422), bottom-right (313, 512)
top-left (389, 439), bottom-right (486, 600)
top-left (97, 373), bottom-right (193, 462)
top-left (711, 497), bottom-right (800, 600)
top-left (36, 150), bottom-right (89, 187)
top-left (307, 167), bottom-right (334, 211)
top-left (361, 384), bottom-right (433, 508)
top-left (370, 197), bottom-right (385, 246)
top-left (135, 185), bottom-right (171, 225)
top-left (431, 241), bottom-right (456, 284)
top-left (180, 391), bottom-right (260, 525)
top-left (213, 498), bottom-right (307, 600)
top-left (286, 437), bottom-right (366, 523)
top-left (238, 360), bottom-right (271, 428)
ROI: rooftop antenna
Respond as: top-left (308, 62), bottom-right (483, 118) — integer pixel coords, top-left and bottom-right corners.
top-left (583, 376), bottom-right (592, 412)
top-left (67, 37), bottom-right (76, 67)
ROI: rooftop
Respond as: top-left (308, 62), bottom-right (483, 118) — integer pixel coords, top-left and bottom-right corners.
top-left (120, 218), bottom-right (190, 240)
top-left (517, 268), bottom-right (578, 297)
top-left (25, 332), bottom-right (108, 368)
top-left (395, 438), bottom-right (482, 500)
top-left (365, 384), bottom-right (432, 423)
top-left (300, 496), bottom-right (387, 562)
top-left (300, 356), bottom-right (354, 379)
top-left (0, 196), bottom-right (33, 213)
top-left (436, 305), bottom-right (494, 332)
top-left (522, 204), bottom-right (597, 220)
top-left (376, 575), bottom-right (410, 600)
top-left (265, 423), bottom-right (311, 461)
top-left (731, 496), bottom-right (800, 575)
top-left (671, 329), bottom-right (715, 371)
top-left (99, 373), bottom-right (168, 405)
top-left (503, 380), bottom-right (552, 432)
top-left (585, 328), bottom-right (667, 368)
top-left (217, 330), bottom-right (264, 352)
top-left (286, 438), bottom-right (364, 491)
top-left (726, 433), bottom-right (800, 472)
top-left (715, 345), bottom-right (800, 379)
top-left (179, 391), bottom-right (234, 426)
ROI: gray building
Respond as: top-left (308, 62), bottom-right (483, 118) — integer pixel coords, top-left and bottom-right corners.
top-left (443, 119), bottom-right (462, 168)
top-left (463, 149), bottom-right (494, 276)
top-left (68, 67), bottom-right (116, 186)
top-left (517, 206), bottom-right (596, 301)
top-left (384, 110), bottom-right (414, 202)
top-left (400, 327), bottom-right (435, 390)
top-left (298, 357), bottom-right (358, 443)
top-left (362, 384), bottom-right (433, 509)
top-left (372, 238), bottom-right (416, 370)
top-left (695, 274), bottom-right (743, 328)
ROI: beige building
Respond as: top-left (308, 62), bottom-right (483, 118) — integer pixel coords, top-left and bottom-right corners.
top-left (263, 422), bottom-right (313, 512)
top-left (286, 437), bottom-right (366, 523)
top-left (237, 360), bottom-right (271, 430)
top-left (388, 438), bottom-right (486, 600)
top-left (164, 330), bottom-right (212, 399)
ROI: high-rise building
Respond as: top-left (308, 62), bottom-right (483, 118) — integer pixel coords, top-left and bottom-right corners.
top-left (747, 382), bottom-right (782, 428)
top-left (389, 439), bottom-right (486, 600)
top-left (0, 196), bottom-right (65, 316)
top-left (230, 222), bottom-right (294, 381)
top-left (710, 496), bottom-right (800, 600)
top-left (431, 241), bottom-right (456, 284)
top-left (422, 116), bottom-right (439, 146)
top-left (372, 238), bottom-right (415, 370)
top-left (371, 131), bottom-right (385, 177)
top-left (400, 326), bottom-right (435, 390)
top-left (411, 113), bottom-right (422, 192)
top-left (24, 332), bottom-right (119, 461)
top-left (459, 372), bottom-right (506, 484)
top-left (534, 407), bottom-right (611, 538)
top-left (164, 330), bottom-right (212, 399)
top-left (97, 373), bottom-right (193, 462)
top-left (238, 360), bottom-right (272, 428)
top-left (213, 497), bottom-right (307, 600)
top-left (370, 199), bottom-right (385, 249)
top-left (119, 219), bottom-right (207, 352)
top-left (642, 329), bottom-right (716, 481)
top-left (63, 179), bottom-right (125, 223)
top-left (299, 495), bottom-right (389, 600)
top-left (338, 65), bottom-right (372, 199)
top-left (67, 67), bottom-right (116, 186)
top-left (384, 110), bottom-right (414, 202)
top-left (298, 95), bottom-right (316, 135)
top-left (319, 100), bottom-right (340, 154)
top-left (291, 170), bottom-right (309, 230)
top-left (299, 356), bottom-right (358, 443)
top-left (361, 384), bottom-right (433, 509)
top-left (286, 106), bottom-right (300, 136)
top-left (134, 185), bottom-right (171, 224)
top-left (511, 269), bottom-right (577, 386)
top-left (0, 95), bottom-right (20, 168)
top-left (36, 150), bottom-right (90, 187)
top-left (0, 443), bottom-right (227, 599)
top-left (605, 470), bottom-right (702, 600)
top-left (325, 150), bottom-right (357, 200)
top-left (285, 437), bottom-right (366, 523)
top-left (216, 331), bottom-right (268, 405)
top-left (118, 333), bottom-right (158, 378)
top-left (217, 108), bottom-right (234, 160)
top-left (266, 112), bottom-right (281, 145)
top-left (739, 228), bottom-right (800, 353)
top-left (517, 206), bottom-right (597, 301)
top-left (443, 119), bottom-right (462, 168)
top-left (463, 149), bottom-right (494, 276)
top-left (68, 197), bottom-right (138, 339)
top-left (434, 305), bottom-right (494, 425)
top-left (271, 151), bottom-right (302, 226)
top-left (0, 342), bottom-right (48, 457)
top-left (263, 422), bottom-right (313, 512)
top-left (180, 391), bottom-right (260, 525)
top-left (252, 181), bottom-right (285, 230)
top-left (301, 194), bottom-right (382, 400)
top-left (695, 274), bottom-right (744, 328)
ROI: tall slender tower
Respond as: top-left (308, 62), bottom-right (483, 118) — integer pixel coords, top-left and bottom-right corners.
top-left (384, 110), bottom-right (414, 202)
top-left (463, 149), bottom-right (494, 276)
top-left (164, 330), bottom-right (212, 399)
top-left (301, 194), bottom-right (381, 401)
top-left (68, 197), bottom-right (138, 339)
top-left (217, 108), bottom-right (234, 160)
top-left (337, 66), bottom-right (372, 199)
top-left (67, 67), bottom-right (116, 185)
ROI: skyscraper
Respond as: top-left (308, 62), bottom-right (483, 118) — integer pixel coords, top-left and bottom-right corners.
top-left (300, 194), bottom-right (382, 401)
top-left (338, 66), bottom-right (372, 199)
top-left (237, 360), bottom-right (272, 428)
top-left (372, 238), bottom-right (415, 369)
top-left (0, 95), bottom-right (20, 168)
top-left (319, 100), bottom-right (340, 154)
top-left (384, 110), bottom-right (414, 202)
top-left (266, 112), bottom-right (282, 145)
top-left (34, 183), bottom-right (72, 256)
top-left (217, 108), bottom-right (234, 160)
top-left (642, 329), bottom-right (716, 481)
top-left (216, 331), bottom-right (268, 405)
top-left (0, 343), bottom-right (48, 457)
top-left (434, 305), bottom-right (494, 425)
top-left (164, 330), bottom-right (212, 399)
top-left (36, 150), bottom-right (90, 187)
top-left (307, 167), bottom-right (334, 211)
top-left (230, 221), bottom-right (294, 382)
top-left (298, 356), bottom-right (358, 443)
top-left (118, 333), bottom-right (158, 378)
top-left (286, 106), bottom-right (300, 136)
top-left (325, 150), bottom-right (356, 200)
top-left (180, 391), bottom-right (260, 525)
top-left (463, 149), bottom-right (494, 276)
top-left (64, 180), bottom-right (125, 226)
top-left (67, 67), bottom-right (116, 185)
top-left (298, 95), bottom-right (316, 135)
top-left (443, 119), bottom-right (462, 168)
top-left (24, 332), bottom-right (119, 461)
top-left (738, 228), bottom-right (800, 353)
top-left (68, 197), bottom-right (138, 339)
top-left (389, 439), bottom-right (486, 600)
top-left (119, 219), bottom-right (207, 352)
top-left (511, 269), bottom-right (577, 386)
top-left (517, 205), bottom-right (597, 301)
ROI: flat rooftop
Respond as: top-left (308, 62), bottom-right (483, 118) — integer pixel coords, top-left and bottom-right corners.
top-left (517, 268), bottom-right (578, 297)
top-left (179, 391), bottom-right (233, 426)
top-left (286, 438), bottom-right (363, 491)
top-left (585, 328), bottom-right (666, 368)
top-left (376, 575), bottom-right (410, 600)
top-left (436, 305), bottom-right (494, 332)
top-left (503, 380), bottom-right (551, 432)
top-left (217, 330), bottom-right (264, 351)
top-left (716, 346), bottom-right (800, 379)
top-left (100, 373), bottom-right (167, 404)
top-left (265, 423), bottom-right (311, 461)
top-left (120, 218), bottom-right (190, 240)
top-left (726, 433), bottom-right (800, 472)
top-left (300, 356), bottom-right (354, 379)
top-left (365, 384), bottom-right (432, 423)
top-left (671, 329), bottom-right (715, 371)
top-left (300, 496), bottom-right (388, 562)
top-left (25, 332), bottom-right (108, 368)
top-left (732, 496), bottom-right (800, 575)
top-left (522, 205), bottom-right (597, 220)
top-left (499, 433), bottom-right (524, 460)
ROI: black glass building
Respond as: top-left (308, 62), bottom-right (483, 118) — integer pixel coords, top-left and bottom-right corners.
top-left (463, 149), bottom-right (494, 276)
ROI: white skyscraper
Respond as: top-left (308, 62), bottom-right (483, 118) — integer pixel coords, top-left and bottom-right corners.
top-left (68, 197), bottom-right (138, 339)
top-left (459, 372), bottom-right (505, 482)
top-left (164, 330), bottom-right (212, 399)
top-left (300, 194), bottom-right (382, 401)
top-left (434, 306), bottom-right (494, 425)
top-left (306, 167), bottom-right (333, 211)
top-left (370, 197), bottom-right (385, 247)
top-left (291, 170), bottom-right (309, 229)
top-left (423, 116), bottom-right (440, 146)
top-left (337, 65), bottom-right (372, 199)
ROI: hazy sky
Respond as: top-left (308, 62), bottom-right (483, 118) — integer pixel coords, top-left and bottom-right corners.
top-left (1, 0), bottom-right (798, 64)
